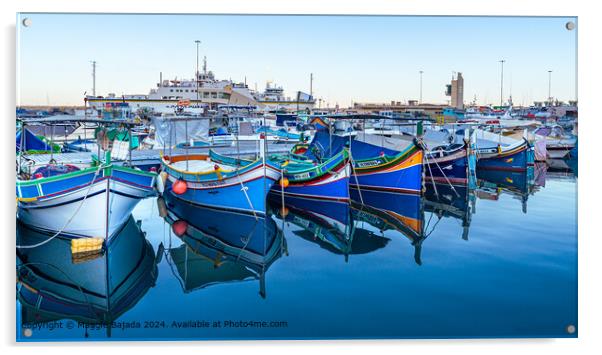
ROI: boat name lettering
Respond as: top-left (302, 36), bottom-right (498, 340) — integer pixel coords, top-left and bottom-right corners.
top-left (293, 172), bottom-right (311, 180)
top-left (356, 160), bottom-right (381, 168)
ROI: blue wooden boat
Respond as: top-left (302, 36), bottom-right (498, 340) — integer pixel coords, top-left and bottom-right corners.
top-left (460, 128), bottom-right (532, 172)
top-left (297, 130), bottom-right (425, 196)
top-left (16, 153), bottom-right (157, 241)
top-left (160, 149), bottom-right (281, 216)
top-left (346, 133), bottom-right (423, 195)
top-left (269, 133), bottom-right (351, 202)
top-left (162, 192), bottom-right (285, 296)
top-left (17, 216), bottom-right (159, 335)
top-left (350, 130), bottom-right (474, 189)
top-left (423, 141), bottom-right (474, 187)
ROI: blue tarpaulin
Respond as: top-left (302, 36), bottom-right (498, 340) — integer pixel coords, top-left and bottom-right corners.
top-left (16, 128), bottom-right (52, 152)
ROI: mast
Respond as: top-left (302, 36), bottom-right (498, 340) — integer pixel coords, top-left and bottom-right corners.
top-left (499, 59), bottom-right (505, 107)
top-left (195, 40), bottom-right (201, 104)
top-left (91, 61), bottom-right (96, 96)
top-left (310, 73), bottom-right (313, 98)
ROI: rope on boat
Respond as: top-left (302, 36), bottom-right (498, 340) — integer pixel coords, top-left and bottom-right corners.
top-left (348, 152), bottom-right (364, 205)
top-left (16, 164), bottom-right (105, 249)
top-left (236, 173), bottom-right (258, 220)
top-left (422, 154), bottom-right (439, 198)
top-left (430, 154), bottom-right (460, 198)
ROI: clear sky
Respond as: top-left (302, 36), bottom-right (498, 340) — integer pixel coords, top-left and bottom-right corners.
top-left (17, 13), bottom-right (577, 107)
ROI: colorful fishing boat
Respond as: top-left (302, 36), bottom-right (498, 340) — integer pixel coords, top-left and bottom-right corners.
top-left (530, 125), bottom-right (577, 159)
top-left (16, 153), bottom-right (157, 241)
top-left (159, 148), bottom-right (281, 216)
top-left (421, 130), bottom-right (476, 187)
top-left (162, 192), bottom-right (285, 296)
top-left (356, 129), bottom-right (475, 188)
top-left (460, 128), bottom-right (532, 172)
top-left (347, 133), bottom-right (423, 195)
top-left (17, 216), bottom-right (159, 336)
top-left (269, 130), bottom-right (351, 202)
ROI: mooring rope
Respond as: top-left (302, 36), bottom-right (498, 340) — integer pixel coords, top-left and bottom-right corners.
top-left (16, 163), bottom-right (105, 249)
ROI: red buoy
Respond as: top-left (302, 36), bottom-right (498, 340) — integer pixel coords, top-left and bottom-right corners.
top-left (33, 173), bottom-right (43, 179)
top-left (172, 179), bottom-right (188, 195)
top-left (149, 167), bottom-right (157, 173)
top-left (172, 220), bottom-right (188, 236)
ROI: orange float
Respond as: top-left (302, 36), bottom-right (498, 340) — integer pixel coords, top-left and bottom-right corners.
top-left (172, 179), bottom-right (188, 195)
top-left (172, 220), bottom-right (188, 236)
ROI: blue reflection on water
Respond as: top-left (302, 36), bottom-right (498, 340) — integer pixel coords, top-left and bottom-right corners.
top-left (16, 164), bottom-right (577, 341)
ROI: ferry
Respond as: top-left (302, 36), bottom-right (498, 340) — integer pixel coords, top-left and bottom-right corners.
top-left (253, 82), bottom-right (315, 112)
top-left (85, 57), bottom-right (315, 115)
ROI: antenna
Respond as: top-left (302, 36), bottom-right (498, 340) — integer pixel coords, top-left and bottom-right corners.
top-left (310, 73), bottom-right (313, 97)
top-left (499, 59), bottom-right (506, 106)
top-left (91, 61), bottom-right (97, 96)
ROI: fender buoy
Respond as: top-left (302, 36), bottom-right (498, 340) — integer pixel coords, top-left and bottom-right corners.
top-left (279, 177), bottom-right (289, 188)
top-left (172, 179), bottom-right (187, 195)
top-left (172, 220), bottom-right (188, 236)
top-left (155, 171), bottom-right (167, 194)
top-left (33, 173), bottom-right (43, 179)
top-left (156, 196), bottom-right (167, 218)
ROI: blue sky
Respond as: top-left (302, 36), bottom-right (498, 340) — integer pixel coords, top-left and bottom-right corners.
top-left (17, 14), bottom-right (577, 107)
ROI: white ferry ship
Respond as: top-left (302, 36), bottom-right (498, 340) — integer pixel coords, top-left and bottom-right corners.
top-left (85, 57), bottom-right (315, 114)
top-left (253, 82), bottom-right (315, 112)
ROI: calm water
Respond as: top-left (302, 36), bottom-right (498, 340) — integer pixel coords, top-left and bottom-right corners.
top-left (16, 163), bottom-right (578, 341)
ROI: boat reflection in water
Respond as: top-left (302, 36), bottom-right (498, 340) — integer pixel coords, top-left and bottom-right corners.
top-left (161, 190), bottom-right (286, 298)
top-left (475, 167), bottom-right (540, 213)
top-left (350, 190), bottom-right (426, 264)
top-left (271, 192), bottom-right (425, 264)
top-left (423, 181), bottom-right (475, 241)
top-left (16, 216), bottom-right (160, 338)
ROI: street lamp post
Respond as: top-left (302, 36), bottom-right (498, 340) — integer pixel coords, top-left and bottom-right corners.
top-left (499, 59), bottom-right (505, 107)
top-left (548, 70), bottom-right (553, 104)
top-left (419, 70), bottom-right (423, 104)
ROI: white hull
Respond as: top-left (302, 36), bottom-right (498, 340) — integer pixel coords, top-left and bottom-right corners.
top-left (546, 147), bottom-right (572, 159)
top-left (17, 178), bottom-right (153, 240)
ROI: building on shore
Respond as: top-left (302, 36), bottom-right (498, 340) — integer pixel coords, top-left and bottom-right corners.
top-left (353, 101), bottom-right (448, 118)
top-left (445, 72), bottom-right (464, 110)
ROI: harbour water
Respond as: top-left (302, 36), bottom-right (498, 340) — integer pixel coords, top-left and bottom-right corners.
top-left (16, 164), bottom-right (577, 341)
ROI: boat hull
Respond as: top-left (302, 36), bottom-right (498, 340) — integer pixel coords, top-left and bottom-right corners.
top-left (476, 143), bottom-right (530, 172)
top-left (164, 163), bottom-right (280, 216)
top-left (17, 168), bottom-right (156, 240)
top-left (350, 149), bottom-right (423, 195)
top-left (424, 148), bottom-right (471, 186)
top-left (271, 163), bottom-right (350, 202)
